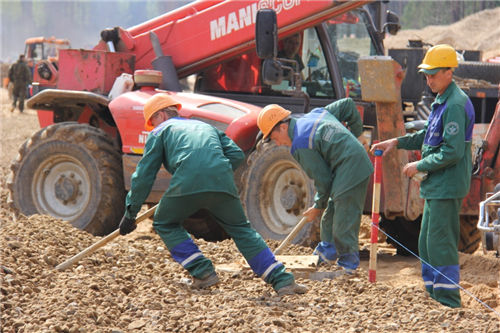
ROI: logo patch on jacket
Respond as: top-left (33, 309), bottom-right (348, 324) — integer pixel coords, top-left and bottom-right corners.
top-left (444, 121), bottom-right (459, 136)
top-left (322, 127), bottom-right (335, 142)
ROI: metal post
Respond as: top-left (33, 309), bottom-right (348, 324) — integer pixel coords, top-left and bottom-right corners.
top-left (369, 149), bottom-right (383, 282)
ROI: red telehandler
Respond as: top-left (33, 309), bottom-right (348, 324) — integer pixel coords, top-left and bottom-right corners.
top-left (10, 0), bottom-right (375, 242)
top-left (8, 0), bottom-right (499, 255)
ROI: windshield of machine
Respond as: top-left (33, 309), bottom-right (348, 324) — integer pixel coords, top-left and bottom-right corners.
top-left (194, 10), bottom-right (378, 101)
top-left (326, 10), bottom-right (378, 99)
top-left (44, 42), bottom-right (70, 59)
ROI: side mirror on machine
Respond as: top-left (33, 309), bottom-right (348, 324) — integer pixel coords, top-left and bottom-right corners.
top-left (255, 9), bottom-right (278, 59)
top-left (261, 59), bottom-right (283, 85)
top-left (256, 9), bottom-right (285, 86)
top-left (255, 8), bottom-right (310, 113)
top-left (384, 10), bottom-right (401, 35)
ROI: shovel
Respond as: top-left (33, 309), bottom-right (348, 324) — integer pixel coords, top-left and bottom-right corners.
top-left (218, 216), bottom-right (348, 280)
top-left (273, 216), bottom-right (310, 255)
top-left (55, 204), bottom-right (157, 271)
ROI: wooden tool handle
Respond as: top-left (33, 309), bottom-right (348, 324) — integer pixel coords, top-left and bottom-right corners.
top-left (55, 204), bottom-right (157, 271)
top-left (273, 216), bottom-right (309, 255)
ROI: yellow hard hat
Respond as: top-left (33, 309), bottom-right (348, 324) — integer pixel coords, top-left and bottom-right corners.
top-left (143, 93), bottom-right (181, 131)
top-left (257, 104), bottom-right (291, 139)
top-left (418, 44), bottom-right (458, 74)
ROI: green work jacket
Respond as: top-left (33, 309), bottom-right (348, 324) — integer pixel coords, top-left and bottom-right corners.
top-left (125, 118), bottom-right (244, 219)
top-left (397, 81), bottom-right (475, 199)
top-left (8, 60), bottom-right (31, 87)
top-left (288, 105), bottom-right (373, 209)
top-left (323, 98), bottom-right (363, 138)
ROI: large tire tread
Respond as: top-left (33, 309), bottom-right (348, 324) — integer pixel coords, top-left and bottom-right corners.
top-left (455, 61), bottom-right (500, 84)
top-left (8, 122), bottom-right (125, 236)
top-left (380, 214), bottom-right (481, 256)
top-left (240, 141), bottom-right (318, 247)
top-left (458, 215), bottom-right (481, 254)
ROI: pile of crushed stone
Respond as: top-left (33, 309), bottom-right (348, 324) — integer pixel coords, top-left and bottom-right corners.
top-left (384, 7), bottom-right (500, 61)
top-left (1, 169), bottom-right (499, 332)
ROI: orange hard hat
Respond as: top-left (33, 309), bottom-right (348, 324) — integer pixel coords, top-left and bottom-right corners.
top-left (257, 104), bottom-right (291, 139)
top-left (143, 93), bottom-right (181, 131)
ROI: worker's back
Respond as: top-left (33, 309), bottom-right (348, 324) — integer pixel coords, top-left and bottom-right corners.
top-left (151, 118), bottom-right (243, 198)
top-left (291, 108), bottom-right (373, 198)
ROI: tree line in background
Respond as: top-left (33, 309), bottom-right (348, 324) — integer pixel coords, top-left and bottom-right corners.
top-left (389, 0), bottom-right (500, 29)
top-left (1, 0), bottom-right (188, 33)
top-left (1, 0), bottom-right (499, 61)
top-left (0, 0), bottom-right (191, 61)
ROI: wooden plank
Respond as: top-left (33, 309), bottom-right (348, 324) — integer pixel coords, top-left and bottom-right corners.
top-left (275, 255), bottom-right (319, 270)
top-left (215, 255), bottom-right (347, 281)
top-left (216, 255), bottom-right (319, 273)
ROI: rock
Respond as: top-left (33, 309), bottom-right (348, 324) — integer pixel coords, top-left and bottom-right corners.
top-left (13, 321), bottom-right (24, 328)
top-left (0, 144), bottom-right (498, 333)
top-left (7, 241), bottom-right (22, 249)
top-left (1, 265), bottom-right (14, 274)
top-left (170, 311), bottom-right (184, 320)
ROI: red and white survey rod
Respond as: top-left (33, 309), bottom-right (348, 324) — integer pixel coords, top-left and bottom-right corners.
top-left (369, 149), bottom-right (383, 282)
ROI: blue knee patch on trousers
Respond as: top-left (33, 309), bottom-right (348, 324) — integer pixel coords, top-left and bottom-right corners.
top-left (170, 239), bottom-right (203, 267)
top-left (422, 262), bottom-right (434, 288)
top-left (435, 265), bottom-right (459, 287)
top-left (313, 241), bottom-right (338, 262)
top-left (423, 263), bottom-right (459, 291)
top-left (247, 247), bottom-right (281, 278)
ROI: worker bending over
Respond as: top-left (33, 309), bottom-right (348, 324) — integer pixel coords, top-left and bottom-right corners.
top-left (371, 45), bottom-right (474, 308)
top-left (257, 98), bottom-right (373, 273)
top-left (119, 93), bottom-right (307, 296)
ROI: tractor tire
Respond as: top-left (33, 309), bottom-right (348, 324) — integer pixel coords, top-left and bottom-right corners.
top-left (380, 214), bottom-right (481, 256)
top-left (454, 61), bottom-right (500, 84)
top-left (458, 215), bottom-right (481, 254)
top-left (7, 122), bottom-right (125, 236)
top-left (379, 216), bottom-right (421, 256)
top-left (240, 141), bottom-right (318, 247)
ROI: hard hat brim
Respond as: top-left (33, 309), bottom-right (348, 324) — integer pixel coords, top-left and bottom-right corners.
top-left (419, 67), bottom-right (441, 75)
top-left (262, 126), bottom-right (274, 139)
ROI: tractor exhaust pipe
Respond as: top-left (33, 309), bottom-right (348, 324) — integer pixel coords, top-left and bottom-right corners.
top-left (149, 32), bottom-right (182, 92)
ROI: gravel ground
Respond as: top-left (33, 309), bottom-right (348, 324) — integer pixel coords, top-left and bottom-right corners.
top-left (1, 89), bottom-right (499, 332)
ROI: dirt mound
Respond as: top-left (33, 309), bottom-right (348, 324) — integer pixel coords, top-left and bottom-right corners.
top-left (1, 89), bottom-right (499, 331)
top-left (1, 194), bottom-right (499, 332)
top-left (385, 7), bottom-right (500, 61)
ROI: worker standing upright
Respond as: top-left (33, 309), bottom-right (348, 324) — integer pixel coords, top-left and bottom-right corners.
top-left (371, 44), bottom-right (475, 308)
top-left (257, 98), bottom-right (373, 274)
top-left (119, 93), bottom-right (307, 296)
top-left (8, 54), bottom-right (31, 113)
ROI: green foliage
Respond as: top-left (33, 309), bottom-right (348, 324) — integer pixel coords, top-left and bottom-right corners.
top-left (32, 1), bottom-right (47, 30)
top-left (146, 1), bottom-right (162, 20)
top-left (399, 0), bottom-right (500, 29)
top-left (71, 1), bottom-right (91, 30)
top-left (116, 0), bottom-right (133, 25)
top-left (0, 0), bottom-right (193, 60)
top-left (1, 0), bottom-right (23, 21)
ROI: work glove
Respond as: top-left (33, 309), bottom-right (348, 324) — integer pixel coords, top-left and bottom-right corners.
top-left (119, 214), bottom-right (136, 235)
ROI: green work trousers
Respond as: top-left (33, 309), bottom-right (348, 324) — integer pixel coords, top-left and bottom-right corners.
top-left (153, 191), bottom-right (294, 291)
top-left (12, 84), bottom-right (27, 112)
top-left (320, 177), bottom-right (369, 269)
top-left (419, 198), bottom-right (462, 308)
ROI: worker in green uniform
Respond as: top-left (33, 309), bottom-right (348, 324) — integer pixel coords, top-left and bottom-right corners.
top-left (8, 54), bottom-right (31, 113)
top-left (371, 44), bottom-right (475, 308)
top-left (257, 98), bottom-right (373, 273)
top-left (119, 93), bottom-right (307, 296)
